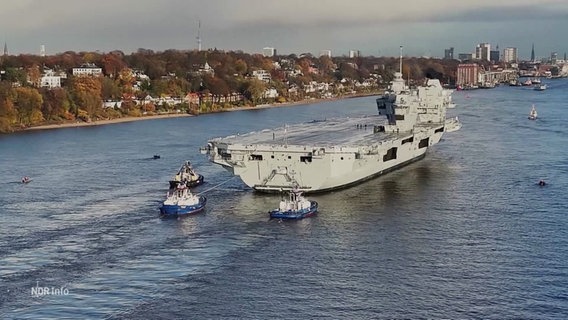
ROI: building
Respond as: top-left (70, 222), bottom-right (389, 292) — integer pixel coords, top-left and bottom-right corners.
top-left (503, 47), bottom-right (518, 63)
top-left (349, 50), bottom-right (360, 58)
top-left (444, 47), bottom-right (454, 60)
top-left (551, 52), bottom-right (558, 65)
top-left (475, 43), bottom-right (490, 61)
top-left (72, 63), bottom-right (102, 76)
top-left (263, 47), bottom-right (276, 57)
top-left (320, 50), bottom-right (332, 58)
top-left (490, 50), bottom-right (500, 63)
top-left (252, 69), bottom-right (271, 83)
top-left (457, 64), bottom-right (480, 87)
top-left (40, 74), bottom-right (61, 88)
top-left (458, 53), bottom-right (473, 61)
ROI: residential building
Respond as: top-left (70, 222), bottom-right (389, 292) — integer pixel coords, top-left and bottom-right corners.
top-left (320, 50), bottom-right (332, 58)
top-left (503, 47), bottom-right (518, 63)
top-left (457, 64), bottom-right (480, 87)
top-left (198, 61), bottom-right (215, 76)
top-left (252, 69), bottom-right (271, 83)
top-left (263, 47), bottom-right (276, 57)
top-left (40, 73), bottom-right (61, 88)
top-left (72, 63), bottom-right (102, 76)
top-left (349, 50), bottom-right (360, 58)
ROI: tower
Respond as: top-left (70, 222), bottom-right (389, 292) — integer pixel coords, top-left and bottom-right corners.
top-left (196, 20), bottom-right (202, 51)
top-left (531, 43), bottom-right (535, 62)
top-left (40, 44), bottom-right (46, 57)
top-left (3, 42), bottom-right (7, 56)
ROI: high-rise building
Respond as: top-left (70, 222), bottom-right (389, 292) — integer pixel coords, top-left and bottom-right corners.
top-left (40, 45), bottom-right (46, 57)
top-left (503, 47), bottom-right (518, 63)
top-left (475, 43), bottom-right (490, 61)
top-left (319, 50), bottom-right (332, 58)
top-left (444, 47), bottom-right (454, 60)
top-left (349, 50), bottom-right (360, 58)
top-left (458, 53), bottom-right (473, 61)
top-left (530, 43), bottom-right (535, 62)
top-left (490, 50), bottom-right (500, 62)
top-left (263, 47), bottom-right (276, 57)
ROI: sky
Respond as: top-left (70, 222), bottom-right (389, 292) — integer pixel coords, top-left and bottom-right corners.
top-left (1, 0), bottom-right (568, 60)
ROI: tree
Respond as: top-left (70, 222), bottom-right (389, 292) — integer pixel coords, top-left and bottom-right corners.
top-left (27, 65), bottom-right (42, 87)
top-left (41, 87), bottom-right (71, 121)
top-left (0, 83), bottom-right (17, 132)
top-left (69, 76), bottom-right (103, 120)
top-left (4, 68), bottom-right (27, 84)
top-left (241, 78), bottom-right (266, 105)
top-left (101, 77), bottom-right (121, 101)
top-left (14, 87), bottom-right (44, 126)
top-left (102, 54), bottom-right (127, 78)
top-left (234, 59), bottom-right (248, 76)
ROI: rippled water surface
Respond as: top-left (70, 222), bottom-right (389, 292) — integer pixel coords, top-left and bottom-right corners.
top-left (1, 81), bottom-right (567, 319)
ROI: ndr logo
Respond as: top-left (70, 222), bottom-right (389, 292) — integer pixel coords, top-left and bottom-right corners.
top-left (31, 281), bottom-right (69, 297)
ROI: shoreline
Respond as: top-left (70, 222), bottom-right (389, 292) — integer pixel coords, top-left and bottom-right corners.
top-left (21, 92), bottom-right (379, 132)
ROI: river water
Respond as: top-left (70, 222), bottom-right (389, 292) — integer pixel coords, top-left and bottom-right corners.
top-left (1, 81), bottom-right (567, 319)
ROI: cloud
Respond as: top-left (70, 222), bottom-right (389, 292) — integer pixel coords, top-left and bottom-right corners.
top-left (1, 0), bottom-right (567, 56)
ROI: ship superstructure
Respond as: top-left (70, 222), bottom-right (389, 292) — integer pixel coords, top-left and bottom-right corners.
top-left (202, 53), bottom-right (461, 193)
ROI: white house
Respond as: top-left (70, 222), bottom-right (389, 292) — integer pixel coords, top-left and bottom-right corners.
top-left (39, 69), bottom-right (61, 88)
top-left (72, 63), bottom-right (102, 76)
top-left (252, 70), bottom-right (271, 83)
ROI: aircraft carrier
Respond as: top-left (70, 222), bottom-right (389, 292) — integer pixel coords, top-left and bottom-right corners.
top-left (202, 57), bottom-right (461, 193)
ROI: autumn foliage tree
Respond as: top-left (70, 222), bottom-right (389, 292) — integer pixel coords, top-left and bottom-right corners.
top-left (69, 76), bottom-right (103, 120)
top-left (14, 87), bottom-right (44, 126)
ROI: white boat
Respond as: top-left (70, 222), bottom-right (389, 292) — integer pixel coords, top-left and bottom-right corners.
top-left (534, 84), bottom-right (547, 91)
top-left (528, 105), bottom-right (538, 120)
top-left (202, 49), bottom-right (461, 193)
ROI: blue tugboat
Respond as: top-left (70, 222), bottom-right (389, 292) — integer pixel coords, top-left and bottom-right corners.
top-left (169, 161), bottom-right (204, 189)
top-left (160, 184), bottom-right (207, 218)
top-left (269, 188), bottom-right (318, 220)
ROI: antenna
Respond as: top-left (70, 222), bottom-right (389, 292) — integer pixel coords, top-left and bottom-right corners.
top-left (399, 45), bottom-right (403, 74)
top-left (196, 20), bottom-right (202, 51)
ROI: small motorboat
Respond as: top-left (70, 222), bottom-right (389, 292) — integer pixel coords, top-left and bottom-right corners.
top-left (538, 180), bottom-right (547, 186)
top-left (528, 105), bottom-right (538, 120)
top-left (169, 161), bottom-right (204, 189)
top-left (159, 184), bottom-right (207, 218)
top-left (269, 188), bottom-right (318, 220)
top-left (153, 154), bottom-right (161, 159)
top-left (534, 84), bottom-right (547, 91)
top-left (21, 176), bottom-right (32, 184)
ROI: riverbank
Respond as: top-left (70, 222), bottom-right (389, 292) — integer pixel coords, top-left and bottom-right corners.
top-left (23, 113), bottom-right (194, 132)
top-left (21, 92), bottom-right (379, 132)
